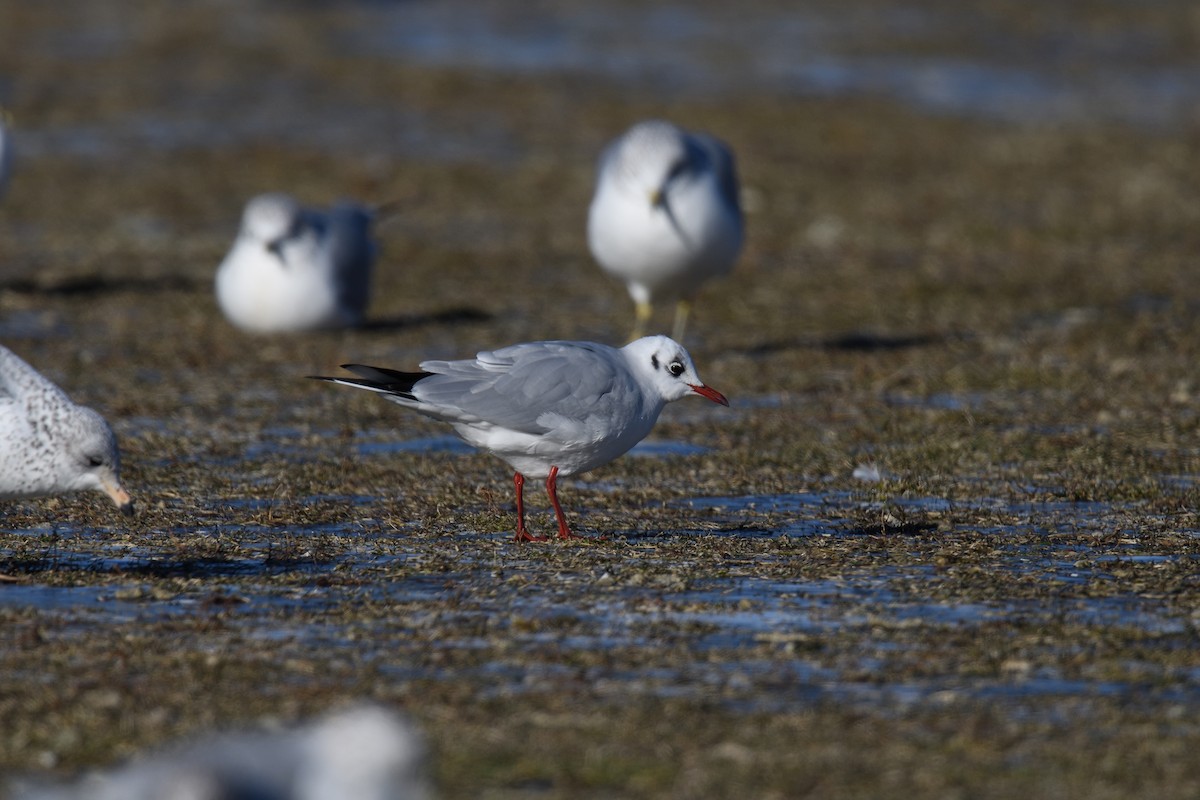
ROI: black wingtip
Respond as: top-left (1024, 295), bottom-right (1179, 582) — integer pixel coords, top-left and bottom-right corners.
top-left (307, 364), bottom-right (431, 400)
top-left (339, 364), bottom-right (432, 394)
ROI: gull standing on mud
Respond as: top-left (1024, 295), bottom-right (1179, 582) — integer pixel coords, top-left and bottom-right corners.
top-left (0, 346), bottom-right (133, 515)
top-left (312, 336), bottom-right (728, 541)
top-left (216, 193), bottom-right (376, 333)
top-left (587, 120), bottom-right (743, 342)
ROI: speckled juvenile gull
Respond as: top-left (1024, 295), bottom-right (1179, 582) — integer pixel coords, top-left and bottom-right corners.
top-left (216, 192), bottom-right (377, 333)
top-left (587, 119), bottom-right (743, 342)
top-left (10, 705), bottom-right (430, 800)
top-left (0, 345), bottom-right (132, 514)
top-left (312, 335), bottom-right (728, 541)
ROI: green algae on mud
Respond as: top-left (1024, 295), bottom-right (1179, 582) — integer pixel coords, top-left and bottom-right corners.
top-left (4, 0), bottom-right (1200, 797)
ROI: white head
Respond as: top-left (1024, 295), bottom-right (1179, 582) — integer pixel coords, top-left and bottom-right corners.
top-left (240, 193), bottom-right (304, 251)
top-left (622, 335), bottom-right (729, 406)
top-left (609, 120), bottom-right (695, 204)
top-left (297, 706), bottom-right (430, 800)
top-left (57, 406), bottom-right (134, 515)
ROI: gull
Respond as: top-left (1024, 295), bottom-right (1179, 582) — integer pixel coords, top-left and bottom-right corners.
top-left (587, 119), bottom-right (743, 342)
top-left (312, 336), bottom-right (728, 541)
top-left (0, 345), bottom-right (133, 515)
top-left (0, 111), bottom-right (12, 200)
top-left (216, 192), bottom-right (376, 333)
top-left (10, 705), bottom-right (430, 800)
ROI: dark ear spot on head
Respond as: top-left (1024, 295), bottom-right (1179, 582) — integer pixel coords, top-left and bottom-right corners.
top-left (651, 354), bottom-right (660, 370)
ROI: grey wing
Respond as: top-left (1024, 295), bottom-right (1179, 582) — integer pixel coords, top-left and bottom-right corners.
top-left (0, 348), bottom-right (17, 400)
top-left (692, 133), bottom-right (742, 217)
top-left (594, 133), bottom-right (626, 182)
top-left (413, 342), bottom-right (626, 434)
top-left (0, 345), bottom-right (66, 403)
top-left (326, 203), bottom-right (376, 311)
top-left (0, 120), bottom-right (10, 199)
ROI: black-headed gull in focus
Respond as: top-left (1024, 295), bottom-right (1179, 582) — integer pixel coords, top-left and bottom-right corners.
top-left (216, 192), bottom-right (376, 333)
top-left (587, 120), bottom-right (743, 342)
top-left (0, 345), bottom-right (133, 515)
top-left (312, 336), bottom-right (728, 541)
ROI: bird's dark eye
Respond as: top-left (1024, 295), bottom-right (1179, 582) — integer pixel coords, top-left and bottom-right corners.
top-left (668, 361), bottom-right (685, 377)
top-left (86, 456), bottom-right (104, 468)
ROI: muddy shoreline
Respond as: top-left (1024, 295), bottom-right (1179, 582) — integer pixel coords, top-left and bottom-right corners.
top-left (3, 1), bottom-right (1200, 797)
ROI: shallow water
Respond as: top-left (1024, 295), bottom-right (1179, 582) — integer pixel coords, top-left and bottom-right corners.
top-left (343, 1), bottom-right (1200, 127)
top-left (4, 484), bottom-right (1195, 718)
top-left (11, 0), bottom-right (1200, 172)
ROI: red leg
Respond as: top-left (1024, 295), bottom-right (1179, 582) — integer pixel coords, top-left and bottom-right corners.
top-left (546, 466), bottom-right (584, 540)
top-left (513, 472), bottom-right (546, 542)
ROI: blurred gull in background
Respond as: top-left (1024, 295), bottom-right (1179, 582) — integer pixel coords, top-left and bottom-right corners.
top-left (12, 705), bottom-right (430, 800)
top-left (0, 111), bottom-right (12, 200)
top-left (587, 120), bottom-right (743, 342)
top-left (216, 193), bottom-right (377, 333)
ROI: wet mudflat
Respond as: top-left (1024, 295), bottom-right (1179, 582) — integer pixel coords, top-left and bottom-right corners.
top-left (2, 1), bottom-right (1200, 797)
